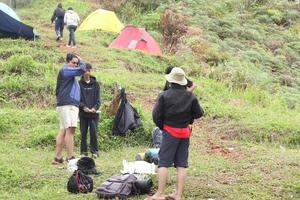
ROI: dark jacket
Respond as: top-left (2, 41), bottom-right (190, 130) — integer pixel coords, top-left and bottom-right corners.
top-left (153, 84), bottom-right (204, 129)
top-left (51, 7), bottom-right (65, 23)
top-left (79, 76), bottom-right (101, 119)
top-left (55, 63), bottom-right (86, 107)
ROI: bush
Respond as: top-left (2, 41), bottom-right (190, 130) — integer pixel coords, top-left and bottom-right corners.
top-left (3, 55), bottom-right (39, 76)
top-left (160, 9), bottom-right (188, 54)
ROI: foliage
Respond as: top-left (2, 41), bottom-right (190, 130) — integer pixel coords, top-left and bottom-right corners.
top-left (160, 9), bottom-right (188, 53)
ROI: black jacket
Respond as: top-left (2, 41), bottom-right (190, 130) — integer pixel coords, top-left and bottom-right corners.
top-left (79, 76), bottom-right (101, 118)
top-left (153, 84), bottom-right (204, 129)
top-left (51, 7), bottom-right (65, 23)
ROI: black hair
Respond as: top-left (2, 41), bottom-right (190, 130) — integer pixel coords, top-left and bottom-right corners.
top-left (68, 7), bottom-right (73, 10)
top-left (57, 3), bottom-right (62, 8)
top-left (86, 63), bottom-right (92, 70)
top-left (165, 66), bottom-right (175, 74)
top-left (66, 53), bottom-right (78, 63)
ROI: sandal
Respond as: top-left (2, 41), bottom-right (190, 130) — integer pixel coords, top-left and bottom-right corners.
top-left (51, 157), bottom-right (64, 165)
top-left (144, 196), bottom-right (166, 200)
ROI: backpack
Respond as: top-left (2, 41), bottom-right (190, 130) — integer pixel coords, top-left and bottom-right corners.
top-left (95, 174), bottom-right (138, 199)
top-left (112, 88), bottom-right (142, 136)
top-left (144, 148), bottom-right (160, 165)
top-left (77, 157), bottom-right (100, 175)
top-left (67, 170), bottom-right (93, 193)
top-left (152, 127), bottom-right (163, 148)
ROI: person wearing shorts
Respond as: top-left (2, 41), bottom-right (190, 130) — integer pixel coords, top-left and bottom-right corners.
top-left (52, 53), bottom-right (86, 164)
top-left (147, 67), bottom-right (204, 200)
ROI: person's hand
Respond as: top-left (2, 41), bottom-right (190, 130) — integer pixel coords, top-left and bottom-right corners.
top-left (83, 107), bottom-right (90, 113)
top-left (90, 108), bottom-right (97, 113)
top-left (188, 124), bottom-right (193, 131)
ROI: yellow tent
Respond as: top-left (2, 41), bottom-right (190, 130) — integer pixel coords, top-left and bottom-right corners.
top-left (78, 9), bottom-right (124, 33)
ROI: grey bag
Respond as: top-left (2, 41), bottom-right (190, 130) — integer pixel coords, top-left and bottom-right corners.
top-left (96, 174), bottom-right (137, 199)
top-left (152, 127), bottom-right (163, 148)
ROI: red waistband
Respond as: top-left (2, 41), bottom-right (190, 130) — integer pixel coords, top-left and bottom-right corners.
top-left (163, 124), bottom-right (191, 138)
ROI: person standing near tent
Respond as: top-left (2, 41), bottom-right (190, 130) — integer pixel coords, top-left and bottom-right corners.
top-left (51, 3), bottom-right (65, 41)
top-left (147, 67), bottom-right (204, 200)
top-left (79, 63), bottom-right (101, 158)
top-left (52, 53), bottom-right (86, 165)
top-left (64, 7), bottom-right (80, 48)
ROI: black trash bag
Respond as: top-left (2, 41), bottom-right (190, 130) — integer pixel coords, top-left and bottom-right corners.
top-left (67, 170), bottom-right (93, 193)
top-left (112, 88), bottom-right (142, 136)
top-left (77, 157), bottom-right (100, 175)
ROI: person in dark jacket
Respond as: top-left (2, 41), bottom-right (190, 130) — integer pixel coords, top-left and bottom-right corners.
top-left (79, 64), bottom-right (101, 158)
top-left (51, 3), bottom-right (65, 41)
top-left (52, 53), bottom-right (86, 165)
top-left (146, 67), bottom-right (204, 200)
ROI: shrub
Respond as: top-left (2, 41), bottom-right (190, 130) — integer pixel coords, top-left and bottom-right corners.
top-left (3, 55), bottom-right (41, 76)
top-left (160, 9), bottom-right (188, 54)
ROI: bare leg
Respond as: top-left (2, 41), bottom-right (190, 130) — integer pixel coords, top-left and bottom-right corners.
top-left (172, 167), bottom-right (187, 200)
top-left (65, 127), bottom-right (75, 158)
top-left (55, 129), bottom-right (66, 159)
top-left (146, 167), bottom-right (168, 200)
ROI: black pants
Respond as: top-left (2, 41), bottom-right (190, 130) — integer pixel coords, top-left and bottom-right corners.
top-left (80, 116), bottom-right (99, 154)
top-left (67, 25), bottom-right (77, 46)
top-left (55, 18), bottom-right (64, 38)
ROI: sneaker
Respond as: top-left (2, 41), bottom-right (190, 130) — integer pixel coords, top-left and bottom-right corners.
top-left (51, 157), bottom-right (64, 165)
top-left (80, 152), bottom-right (88, 158)
top-left (72, 45), bottom-right (77, 48)
top-left (92, 153), bottom-right (99, 159)
top-left (56, 36), bottom-right (60, 41)
top-left (66, 44), bottom-right (71, 48)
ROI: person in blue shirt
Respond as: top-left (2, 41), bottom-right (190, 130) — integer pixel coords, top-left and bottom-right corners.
top-left (52, 53), bottom-right (86, 164)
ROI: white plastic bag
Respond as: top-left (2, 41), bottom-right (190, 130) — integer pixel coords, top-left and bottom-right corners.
top-left (121, 160), bottom-right (156, 174)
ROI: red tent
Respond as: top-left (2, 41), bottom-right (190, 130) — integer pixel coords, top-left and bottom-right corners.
top-left (109, 25), bottom-right (162, 56)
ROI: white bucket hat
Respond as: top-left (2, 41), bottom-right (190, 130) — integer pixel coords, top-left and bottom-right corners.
top-left (165, 67), bottom-right (187, 86)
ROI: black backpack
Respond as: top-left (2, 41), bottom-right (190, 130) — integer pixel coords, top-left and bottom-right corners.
top-left (112, 88), bottom-right (142, 136)
top-left (77, 157), bottom-right (100, 175)
top-left (95, 174), bottom-right (138, 199)
top-left (67, 170), bottom-right (93, 193)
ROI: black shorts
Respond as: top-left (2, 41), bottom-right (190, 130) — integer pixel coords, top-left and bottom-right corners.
top-left (158, 131), bottom-right (190, 168)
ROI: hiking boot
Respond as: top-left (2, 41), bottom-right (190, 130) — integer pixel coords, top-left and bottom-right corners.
top-left (51, 157), bottom-right (64, 165)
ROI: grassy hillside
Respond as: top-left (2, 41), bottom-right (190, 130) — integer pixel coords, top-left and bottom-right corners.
top-left (0, 0), bottom-right (299, 199)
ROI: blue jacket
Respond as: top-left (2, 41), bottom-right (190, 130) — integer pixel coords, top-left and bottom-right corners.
top-left (56, 62), bottom-right (86, 107)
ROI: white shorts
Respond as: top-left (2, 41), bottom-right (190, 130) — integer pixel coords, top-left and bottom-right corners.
top-left (57, 105), bottom-right (79, 129)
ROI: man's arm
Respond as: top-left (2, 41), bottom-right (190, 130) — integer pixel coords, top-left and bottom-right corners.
top-left (93, 81), bottom-right (101, 110)
top-left (51, 9), bottom-right (56, 23)
top-left (63, 62), bottom-right (86, 77)
top-left (190, 97), bottom-right (204, 124)
top-left (152, 94), bottom-right (164, 129)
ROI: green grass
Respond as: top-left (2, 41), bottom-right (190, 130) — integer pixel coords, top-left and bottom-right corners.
top-left (0, 0), bottom-right (299, 199)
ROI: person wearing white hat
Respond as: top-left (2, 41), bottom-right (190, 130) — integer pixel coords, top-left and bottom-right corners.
top-left (163, 66), bottom-right (196, 92)
top-left (147, 67), bottom-right (204, 200)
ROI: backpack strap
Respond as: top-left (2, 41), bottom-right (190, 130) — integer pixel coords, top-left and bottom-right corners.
top-left (76, 170), bottom-right (85, 193)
